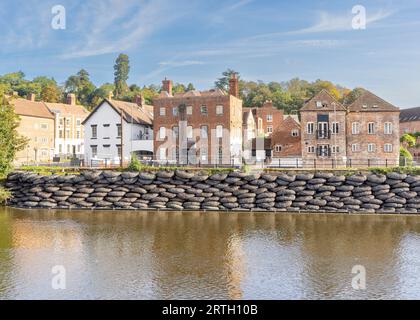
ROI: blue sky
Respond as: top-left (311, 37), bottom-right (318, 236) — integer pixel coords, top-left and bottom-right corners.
top-left (1, 0), bottom-right (420, 107)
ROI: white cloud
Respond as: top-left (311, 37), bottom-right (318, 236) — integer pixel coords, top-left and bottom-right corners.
top-left (159, 60), bottom-right (205, 67)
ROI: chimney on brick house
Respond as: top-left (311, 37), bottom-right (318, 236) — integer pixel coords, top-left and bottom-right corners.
top-left (162, 78), bottom-right (173, 96)
top-left (229, 73), bottom-right (239, 97)
top-left (263, 100), bottom-right (273, 108)
top-left (135, 94), bottom-right (145, 106)
top-left (66, 93), bottom-right (76, 105)
top-left (27, 93), bottom-right (36, 101)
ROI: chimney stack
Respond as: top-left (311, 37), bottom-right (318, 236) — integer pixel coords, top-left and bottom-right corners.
top-left (135, 94), bottom-right (145, 106)
top-left (27, 93), bottom-right (36, 101)
top-left (162, 78), bottom-right (173, 96)
top-left (66, 93), bottom-right (76, 105)
top-left (229, 73), bottom-right (239, 98)
top-left (263, 100), bottom-right (273, 108)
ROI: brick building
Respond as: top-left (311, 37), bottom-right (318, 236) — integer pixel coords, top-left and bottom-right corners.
top-left (153, 75), bottom-right (243, 165)
top-left (400, 106), bottom-right (420, 135)
top-left (346, 90), bottom-right (400, 166)
top-left (11, 94), bottom-right (55, 164)
top-left (271, 115), bottom-right (301, 159)
top-left (300, 90), bottom-right (348, 167)
top-left (252, 101), bottom-right (284, 137)
top-left (300, 89), bottom-right (400, 168)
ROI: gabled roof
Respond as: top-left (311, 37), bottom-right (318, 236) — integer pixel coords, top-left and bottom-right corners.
top-left (242, 108), bottom-right (255, 124)
top-left (347, 90), bottom-right (399, 112)
top-left (283, 115), bottom-right (301, 128)
top-left (82, 98), bottom-right (153, 126)
top-left (10, 97), bottom-right (55, 119)
top-left (300, 89), bottom-right (346, 112)
top-left (400, 106), bottom-right (420, 122)
top-left (157, 88), bottom-right (227, 99)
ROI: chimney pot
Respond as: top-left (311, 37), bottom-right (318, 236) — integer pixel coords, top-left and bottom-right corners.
top-left (135, 94), bottom-right (145, 106)
top-left (162, 79), bottom-right (173, 96)
top-left (27, 93), bottom-right (36, 101)
top-left (66, 93), bottom-right (76, 105)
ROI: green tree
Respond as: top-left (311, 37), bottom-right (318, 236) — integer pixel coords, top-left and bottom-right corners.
top-left (215, 69), bottom-right (239, 92)
top-left (341, 87), bottom-right (365, 105)
top-left (186, 83), bottom-right (195, 91)
top-left (64, 69), bottom-right (96, 107)
top-left (40, 83), bottom-right (61, 102)
top-left (0, 94), bottom-right (28, 175)
top-left (114, 53), bottom-right (130, 98)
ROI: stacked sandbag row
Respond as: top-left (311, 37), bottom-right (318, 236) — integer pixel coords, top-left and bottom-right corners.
top-left (4, 170), bottom-right (420, 214)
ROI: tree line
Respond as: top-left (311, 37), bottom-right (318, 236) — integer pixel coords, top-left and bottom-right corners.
top-left (0, 54), bottom-right (364, 113)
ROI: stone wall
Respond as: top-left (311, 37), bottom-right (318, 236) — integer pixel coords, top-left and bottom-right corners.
top-left (4, 171), bottom-right (420, 214)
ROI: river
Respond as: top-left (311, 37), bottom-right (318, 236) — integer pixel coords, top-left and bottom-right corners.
top-left (1, 207), bottom-right (420, 299)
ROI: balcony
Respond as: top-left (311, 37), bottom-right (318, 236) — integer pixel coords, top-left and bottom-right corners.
top-left (316, 129), bottom-right (331, 140)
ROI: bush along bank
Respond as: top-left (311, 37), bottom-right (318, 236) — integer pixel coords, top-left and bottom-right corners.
top-left (4, 171), bottom-right (420, 214)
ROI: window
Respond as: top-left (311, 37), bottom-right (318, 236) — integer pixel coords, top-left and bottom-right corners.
top-left (41, 149), bottom-right (48, 157)
top-left (76, 119), bottom-right (81, 126)
top-left (352, 144), bottom-right (360, 152)
top-left (384, 144), bottom-right (393, 153)
top-left (291, 129), bottom-right (299, 137)
top-left (362, 104), bottom-right (368, 109)
top-left (258, 119), bottom-right (263, 132)
top-left (65, 129), bottom-right (70, 138)
top-left (201, 148), bottom-right (208, 162)
top-left (384, 122), bottom-right (393, 134)
top-left (368, 122), bottom-right (375, 134)
top-left (331, 122), bottom-right (339, 134)
top-left (352, 122), bottom-right (360, 135)
top-left (186, 126), bottom-right (193, 139)
top-left (59, 144), bottom-right (62, 153)
top-left (66, 118), bottom-right (70, 126)
top-left (103, 144), bottom-right (110, 154)
top-left (172, 126), bottom-right (179, 139)
top-left (41, 123), bottom-right (48, 130)
top-left (91, 125), bottom-right (97, 139)
top-left (216, 125), bottom-right (223, 138)
top-left (172, 107), bottom-right (178, 116)
top-left (267, 126), bottom-right (273, 134)
top-left (275, 145), bottom-right (282, 152)
top-left (91, 145), bottom-right (98, 157)
top-left (160, 107), bottom-right (166, 116)
top-left (332, 146), bottom-right (340, 153)
top-left (116, 145), bottom-right (122, 157)
top-left (316, 101), bottom-right (323, 108)
top-left (216, 105), bottom-right (223, 115)
top-left (59, 118), bottom-right (64, 126)
top-left (159, 127), bottom-right (166, 139)
top-left (103, 124), bottom-right (110, 139)
top-left (116, 124), bottom-right (122, 138)
top-left (267, 115), bottom-right (273, 122)
top-left (159, 147), bottom-right (167, 160)
top-left (307, 122), bottom-right (314, 134)
top-left (307, 146), bottom-right (315, 153)
top-left (201, 105), bottom-right (208, 115)
top-left (77, 145), bottom-right (81, 153)
top-left (368, 143), bottom-right (376, 152)
top-left (186, 106), bottom-right (193, 115)
top-left (201, 125), bottom-right (208, 139)
top-left (76, 130), bottom-right (81, 139)
top-left (59, 130), bottom-right (63, 139)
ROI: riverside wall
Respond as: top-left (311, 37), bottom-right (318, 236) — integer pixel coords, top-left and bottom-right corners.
top-left (4, 171), bottom-right (420, 214)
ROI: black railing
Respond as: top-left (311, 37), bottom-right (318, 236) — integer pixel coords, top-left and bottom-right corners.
top-left (316, 129), bottom-right (331, 139)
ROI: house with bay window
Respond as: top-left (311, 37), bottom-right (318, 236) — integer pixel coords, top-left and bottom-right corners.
top-left (83, 95), bottom-right (154, 166)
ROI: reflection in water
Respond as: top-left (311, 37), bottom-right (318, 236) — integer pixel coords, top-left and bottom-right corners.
top-left (1, 207), bottom-right (420, 299)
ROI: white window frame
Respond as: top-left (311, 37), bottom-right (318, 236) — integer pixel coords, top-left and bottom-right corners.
top-left (384, 122), bottom-right (393, 135)
top-left (368, 122), bottom-right (375, 135)
top-left (291, 129), bottom-right (299, 137)
top-left (159, 147), bottom-right (167, 160)
top-left (316, 101), bottom-right (322, 108)
top-left (216, 105), bottom-right (223, 115)
top-left (352, 122), bottom-right (360, 135)
top-left (186, 126), bottom-right (193, 139)
top-left (307, 146), bottom-right (315, 153)
top-left (368, 143), bottom-right (376, 153)
top-left (267, 114), bottom-right (273, 122)
top-left (186, 106), bottom-right (193, 115)
top-left (332, 145), bottom-right (339, 153)
top-left (384, 144), bottom-right (393, 153)
top-left (216, 125), bottom-right (223, 138)
top-left (331, 122), bottom-right (339, 134)
top-left (159, 107), bottom-right (166, 116)
top-left (274, 145), bottom-right (282, 152)
top-left (267, 126), bottom-right (273, 134)
top-left (352, 144), bottom-right (360, 152)
top-left (307, 122), bottom-right (314, 134)
top-left (159, 127), bottom-right (166, 139)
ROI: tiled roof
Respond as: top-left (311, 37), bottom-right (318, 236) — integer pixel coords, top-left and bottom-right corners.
top-left (283, 115), bottom-right (301, 128)
top-left (45, 102), bottom-right (89, 117)
top-left (300, 89), bottom-right (346, 112)
top-left (10, 97), bottom-right (55, 119)
top-left (347, 90), bottom-right (399, 112)
top-left (400, 106), bottom-right (420, 122)
top-left (83, 98), bottom-right (153, 126)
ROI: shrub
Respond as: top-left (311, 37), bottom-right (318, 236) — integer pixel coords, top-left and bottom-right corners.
top-left (126, 154), bottom-right (143, 171)
top-left (0, 186), bottom-right (11, 205)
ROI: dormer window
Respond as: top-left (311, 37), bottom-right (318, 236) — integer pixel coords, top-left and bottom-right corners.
top-left (372, 105), bottom-right (379, 108)
top-left (362, 104), bottom-right (368, 109)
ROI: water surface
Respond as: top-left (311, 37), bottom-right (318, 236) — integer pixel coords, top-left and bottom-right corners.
top-left (1, 207), bottom-right (420, 299)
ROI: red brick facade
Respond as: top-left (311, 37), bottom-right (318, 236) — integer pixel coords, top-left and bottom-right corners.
top-left (271, 116), bottom-right (302, 158)
top-left (153, 78), bottom-right (243, 165)
top-left (253, 101), bottom-right (284, 137)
